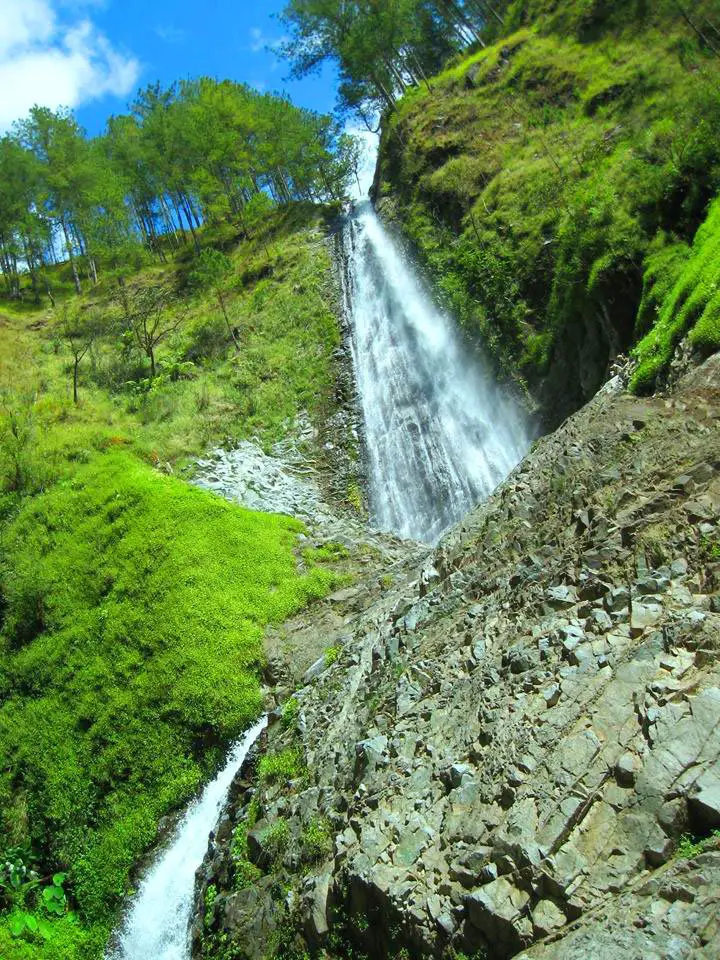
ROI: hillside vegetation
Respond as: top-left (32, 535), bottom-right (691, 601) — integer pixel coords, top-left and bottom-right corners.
top-left (0, 196), bottom-right (349, 958)
top-left (372, 0), bottom-right (720, 416)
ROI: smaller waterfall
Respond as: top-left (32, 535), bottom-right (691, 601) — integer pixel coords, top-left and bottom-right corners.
top-left (340, 202), bottom-right (531, 544)
top-left (110, 716), bottom-right (267, 960)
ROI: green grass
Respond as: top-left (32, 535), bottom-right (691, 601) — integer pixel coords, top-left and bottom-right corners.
top-left (0, 202), bottom-right (346, 957)
top-left (377, 12), bottom-right (720, 395)
top-left (0, 203), bottom-right (341, 488)
top-left (0, 452), bottom-right (341, 942)
top-left (632, 196), bottom-right (720, 392)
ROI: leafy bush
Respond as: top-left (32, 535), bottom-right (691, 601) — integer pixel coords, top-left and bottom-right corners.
top-left (281, 697), bottom-right (300, 730)
top-left (301, 818), bottom-right (332, 864)
top-left (258, 748), bottom-right (304, 785)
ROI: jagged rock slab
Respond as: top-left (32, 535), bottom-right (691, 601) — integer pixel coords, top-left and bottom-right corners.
top-left (193, 352), bottom-right (720, 959)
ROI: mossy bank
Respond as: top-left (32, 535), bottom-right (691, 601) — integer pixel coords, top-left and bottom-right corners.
top-left (374, 0), bottom-right (720, 423)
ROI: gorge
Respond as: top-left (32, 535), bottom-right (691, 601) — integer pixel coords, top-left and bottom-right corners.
top-left (0, 2), bottom-right (719, 959)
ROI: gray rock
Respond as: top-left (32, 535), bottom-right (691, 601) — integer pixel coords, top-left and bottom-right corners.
top-left (466, 877), bottom-right (531, 954)
top-left (615, 753), bottom-right (641, 787)
top-left (546, 585), bottom-right (579, 609)
top-left (302, 869), bottom-right (332, 943)
top-left (631, 602), bottom-right (663, 632)
top-left (690, 774), bottom-right (720, 830)
top-left (532, 898), bottom-right (566, 937)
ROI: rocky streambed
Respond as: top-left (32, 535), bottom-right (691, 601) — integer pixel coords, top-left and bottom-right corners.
top-left (192, 355), bottom-right (720, 959)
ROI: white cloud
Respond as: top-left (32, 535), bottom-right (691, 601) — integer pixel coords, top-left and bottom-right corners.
top-left (0, 0), bottom-right (140, 131)
top-left (155, 24), bottom-right (186, 44)
top-left (248, 27), bottom-right (288, 54)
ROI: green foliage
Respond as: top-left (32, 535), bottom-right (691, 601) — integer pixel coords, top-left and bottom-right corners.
top-left (189, 249), bottom-right (233, 293)
top-left (204, 884), bottom-right (217, 930)
top-left (1, 81), bottom-right (358, 306)
top-left (631, 196), bottom-right (720, 392)
top-left (676, 830), bottom-right (720, 859)
top-left (258, 748), bottom-right (304, 785)
top-left (324, 645), bottom-right (341, 667)
top-left (376, 12), bottom-right (720, 389)
top-left (230, 824), bottom-right (263, 892)
top-left (0, 450), bottom-right (340, 935)
top-left (281, 698), bottom-right (300, 730)
top-left (259, 820), bottom-right (291, 865)
top-left (301, 818), bottom-right (332, 864)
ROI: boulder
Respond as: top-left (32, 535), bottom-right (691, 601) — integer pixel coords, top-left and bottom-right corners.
top-left (466, 877), bottom-right (531, 957)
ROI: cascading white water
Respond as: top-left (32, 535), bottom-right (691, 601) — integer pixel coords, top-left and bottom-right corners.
top-left (340, 202), bottom-right (531, 544)
top-left (110, 716), bottom-right (267, 960)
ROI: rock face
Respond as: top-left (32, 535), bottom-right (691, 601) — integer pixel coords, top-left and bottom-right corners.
top-left (192, 354), bottom-right (720, 959)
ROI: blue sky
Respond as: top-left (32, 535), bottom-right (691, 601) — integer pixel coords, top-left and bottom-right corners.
top-left (0, 0), bottom-right (339, 134)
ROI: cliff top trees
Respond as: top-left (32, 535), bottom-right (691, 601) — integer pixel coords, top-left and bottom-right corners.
top-left (0, 78), bottom-right (358, 302)
top-left (279, 0), bottom-right (474, 116)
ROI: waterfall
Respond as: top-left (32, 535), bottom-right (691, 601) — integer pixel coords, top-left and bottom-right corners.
top-left (109, 716), bottom-right (267, 960)
top-left (340, 202), bottom-right (531, 544)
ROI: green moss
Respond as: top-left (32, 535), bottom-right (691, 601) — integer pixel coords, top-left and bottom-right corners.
top-left (377, 14), bottom-right (720, 388)
top-left (0, 450), bottom-right (340, 937)
top-left (257, 748), bottom-right (304, 785)
top-left (324, 645), bottom-right (341, 667)
top-left (631, 196), bottom-right (720, 392)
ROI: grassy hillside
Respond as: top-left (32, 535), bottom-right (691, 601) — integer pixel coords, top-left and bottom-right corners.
top-left (0, 204), bottom-right (348, 957)
top-left (375, 0), bottom-right (720, 417)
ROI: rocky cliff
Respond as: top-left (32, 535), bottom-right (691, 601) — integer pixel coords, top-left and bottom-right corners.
top-left (191, 351), bottom-right (720, 958)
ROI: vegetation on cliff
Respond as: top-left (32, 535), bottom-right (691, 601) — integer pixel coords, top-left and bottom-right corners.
top-left (364, 0), bottom-right (720, 411)
top-left (0, 183), bottom-right (347, 955)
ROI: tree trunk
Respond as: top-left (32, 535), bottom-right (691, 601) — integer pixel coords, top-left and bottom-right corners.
top-left (218, 291), bottom-right (240, 351)
top-left (61, 218), bottom-right (81, 294)
top-left (73, 357), bottom-right (79, 404)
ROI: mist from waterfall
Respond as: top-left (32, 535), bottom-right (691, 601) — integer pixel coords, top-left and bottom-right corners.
top-left (109, 717), bottom-right (267, 960)
top-left (340, 202), bottom-right (531, 544)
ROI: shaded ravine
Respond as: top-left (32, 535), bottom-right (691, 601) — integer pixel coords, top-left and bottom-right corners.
top-left (108, 717), bottom-right (267, 960)
top-left (340, 201), bottom-right (531, 544)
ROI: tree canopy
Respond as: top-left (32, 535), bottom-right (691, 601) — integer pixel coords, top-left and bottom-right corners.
top-left (0, 78), bottom-right (357, 299)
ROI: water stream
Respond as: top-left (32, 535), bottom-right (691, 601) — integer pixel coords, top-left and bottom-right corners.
top-left (109, 716), bottom-right (267, 960)
top-left (110, 192), bottom-right (531, 958)
top-left (340, 202), bottom-right (530, 544)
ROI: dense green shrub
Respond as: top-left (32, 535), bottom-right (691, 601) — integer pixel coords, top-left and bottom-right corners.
top-left (258, 748), bottom-right (304, 785)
